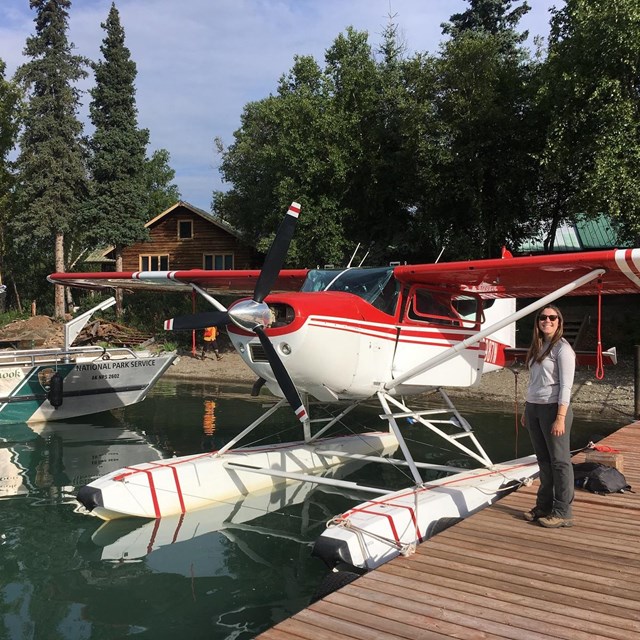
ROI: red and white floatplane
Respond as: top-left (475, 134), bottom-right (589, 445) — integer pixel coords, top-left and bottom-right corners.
top-left (48, 202), bottom-right (640, 573)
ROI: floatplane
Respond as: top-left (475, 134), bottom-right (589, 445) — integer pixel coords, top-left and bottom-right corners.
top-left (0, 297), bottom-right (176, 426)
top-left (48, 202), bottom-right (640, 572)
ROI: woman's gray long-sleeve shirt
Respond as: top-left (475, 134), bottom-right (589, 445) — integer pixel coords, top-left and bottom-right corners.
top-left (526, 338), bottom-right (576, 406)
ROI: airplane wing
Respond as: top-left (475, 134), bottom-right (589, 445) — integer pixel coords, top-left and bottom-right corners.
top-left (394, 249), bottom-right (640, 297)
top-left (47, 269), bottom-right (310, 295)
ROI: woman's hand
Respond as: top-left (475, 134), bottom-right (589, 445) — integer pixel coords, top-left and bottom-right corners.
top-left (551, 417), bottom-right (566, 436)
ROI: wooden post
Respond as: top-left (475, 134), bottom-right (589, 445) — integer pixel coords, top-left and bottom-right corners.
top-left (635, 345), bottom-right (640, 419)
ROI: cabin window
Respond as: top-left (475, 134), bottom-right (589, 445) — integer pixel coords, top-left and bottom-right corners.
top-left (178, 220), bottom-right (193, 239)
top-left (406, 289), bottom-right (481, 328)
top-left (140, 255), bottom-right (169, 271)
top-left (452, 295), bottom-right (482, 327)
top-left (203, 253), bottom-right (234, 270)
top-left (408, 289), bottom-right (459, 325)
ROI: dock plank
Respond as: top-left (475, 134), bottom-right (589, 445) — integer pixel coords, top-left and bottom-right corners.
top-left (258, 421), bottom-right (640, 639)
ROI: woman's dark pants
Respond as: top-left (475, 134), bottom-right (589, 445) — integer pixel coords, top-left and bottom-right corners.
top-left (525, 402), bottom-right (574, 518)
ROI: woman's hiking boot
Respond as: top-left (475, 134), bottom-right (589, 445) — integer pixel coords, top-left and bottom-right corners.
top-left (522, 506), bottom-right (549, 522)
top-left (538, 512), bottom-right (573, 528)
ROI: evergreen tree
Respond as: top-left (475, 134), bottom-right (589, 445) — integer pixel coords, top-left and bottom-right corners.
top-left (427, 0), bottom-right (538, 259)
top-left (0, 59), bottom-right (22, 306)
top-left (88, 1), bottom-right (149, 312)
top-left (537, 0), bottom-right (640, 246)
top-left (12, 0), bottom-right (89, 318)
top-left (0, 59), bottom-right (20, 206)
top-left (442, 0), bottom-right (531, 50)
top-left (144, 148), bottom-right (181, 217)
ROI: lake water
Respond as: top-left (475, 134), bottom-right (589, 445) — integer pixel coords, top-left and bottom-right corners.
top-left (0, 379), bottom-right (626, 640)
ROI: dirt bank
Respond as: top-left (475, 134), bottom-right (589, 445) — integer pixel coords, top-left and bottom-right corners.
top-left (3, 314), bottom-right (635, 421)
top-left (165, 347), bottom-right (638, 422)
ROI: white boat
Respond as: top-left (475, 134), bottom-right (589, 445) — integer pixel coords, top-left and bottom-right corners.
top-left (0, 298), bottom-right (176, 425)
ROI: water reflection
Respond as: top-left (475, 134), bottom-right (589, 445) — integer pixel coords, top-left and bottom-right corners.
top-left (83, 483), bottom-right (328, 573)
top-left (0, 416), bottom-right (163, 502)
top-left (0, 380), bottom-right (627, 640)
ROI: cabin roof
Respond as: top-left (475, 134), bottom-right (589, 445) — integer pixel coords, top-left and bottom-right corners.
top-left (518, 213), bottom-right (624, 253)
top-left (82, 201), bottom-right (247, 264)
top-left (147, 201), bottom-right (244, 241)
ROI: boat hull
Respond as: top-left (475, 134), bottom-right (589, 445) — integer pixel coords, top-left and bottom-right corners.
top-left (0, 351), bottom-right (176, 425)
top-left (76, 432), bottom-right (400, 520)
top-left (312, 455), bottom-right (539, 571)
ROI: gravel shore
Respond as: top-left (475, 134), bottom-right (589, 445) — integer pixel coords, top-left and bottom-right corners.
top-left (164, 348), bottom-right (638, 422)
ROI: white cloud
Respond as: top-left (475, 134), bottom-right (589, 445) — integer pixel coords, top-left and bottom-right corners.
top-left (1, 0), bottom-right (557, 210)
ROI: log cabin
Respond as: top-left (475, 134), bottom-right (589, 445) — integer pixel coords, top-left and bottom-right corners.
top-left (91, 201), bottom-right (260, 272)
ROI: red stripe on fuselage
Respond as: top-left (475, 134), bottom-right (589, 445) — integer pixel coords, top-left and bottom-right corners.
top-left (308, 317), bottom-right (477, 348)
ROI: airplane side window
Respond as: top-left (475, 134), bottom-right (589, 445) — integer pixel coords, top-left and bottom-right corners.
top-left (451, 295), bottom-right (482, 328)
top-left (408, 290), bottom-right (459, 326)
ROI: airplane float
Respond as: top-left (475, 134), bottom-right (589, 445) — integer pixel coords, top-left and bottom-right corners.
top-left (48, 202), bottom-right (640, 572)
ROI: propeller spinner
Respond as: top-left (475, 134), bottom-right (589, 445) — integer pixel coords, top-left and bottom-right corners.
top-left (164, 202), bottom-right (308, 422)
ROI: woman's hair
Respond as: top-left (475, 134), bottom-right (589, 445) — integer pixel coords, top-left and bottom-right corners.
top-left (526, 304), bottom-right (564, 367)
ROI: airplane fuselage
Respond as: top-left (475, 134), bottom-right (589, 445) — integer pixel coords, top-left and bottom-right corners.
top-left (227, 267), bottom-right (516, 401)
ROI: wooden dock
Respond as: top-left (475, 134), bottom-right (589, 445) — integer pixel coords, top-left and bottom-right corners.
top-left (258, 421), bottom-right (640, 639)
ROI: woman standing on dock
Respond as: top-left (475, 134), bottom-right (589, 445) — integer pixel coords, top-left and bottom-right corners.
top-left (521, 304), bottom-right (576, 528)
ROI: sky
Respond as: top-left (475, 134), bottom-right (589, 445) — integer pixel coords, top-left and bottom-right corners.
top-left (0, 0), bottom-right (559, 212)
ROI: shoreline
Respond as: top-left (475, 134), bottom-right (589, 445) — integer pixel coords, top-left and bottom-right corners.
top-left (163, 348), bottom-right (638, 422)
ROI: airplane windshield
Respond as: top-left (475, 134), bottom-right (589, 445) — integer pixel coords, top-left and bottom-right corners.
top-left (301, 267), bottom-right (398, 314)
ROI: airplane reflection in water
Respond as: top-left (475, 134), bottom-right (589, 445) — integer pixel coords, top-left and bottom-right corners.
top-left (1, 398), bottom-right (384, 578)
top-left (80, 481), bottom-right (351, 576)
top-left (80, 440), bottom-right (387, 576)
top-left (0, 417), bottom-right (163, 502)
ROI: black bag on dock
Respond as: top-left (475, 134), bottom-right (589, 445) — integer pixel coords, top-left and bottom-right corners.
top-left (573, 462), bottom-right (632, 494)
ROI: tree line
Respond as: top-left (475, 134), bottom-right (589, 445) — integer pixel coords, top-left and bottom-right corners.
top-left (213, 0), bottom-right (640, 269)
top-left (1, 1), bottom-right (639, 319)
top-left (0, 0), bottom-right (180, 318)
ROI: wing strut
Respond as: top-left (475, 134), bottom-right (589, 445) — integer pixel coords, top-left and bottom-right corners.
top-left (385, 268), bottom-right (606, 391)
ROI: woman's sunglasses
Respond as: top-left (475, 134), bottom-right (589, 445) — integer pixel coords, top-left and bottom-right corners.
top-left (538, 314), bottom-right (558, 321)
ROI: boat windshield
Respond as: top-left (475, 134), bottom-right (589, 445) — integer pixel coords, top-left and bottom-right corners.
top-left (301, 267), bottom-right (398, 314)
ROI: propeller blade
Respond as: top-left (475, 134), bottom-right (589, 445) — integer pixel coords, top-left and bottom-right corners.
top-left (254, 326), bottom-right (308, 423)
top-left (164, 311), bottom-right (230, 332)
top-left (253, 202), bottom-right (301, 304)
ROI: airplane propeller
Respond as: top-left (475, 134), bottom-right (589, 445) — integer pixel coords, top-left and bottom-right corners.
top-left (164, 202), bottom-right (308, 422)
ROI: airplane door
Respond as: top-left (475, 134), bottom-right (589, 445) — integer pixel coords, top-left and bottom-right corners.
top-left (392, 288), bottom-right (482, 388)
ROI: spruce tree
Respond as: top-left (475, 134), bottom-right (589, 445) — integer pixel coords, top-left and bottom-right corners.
top-left (88, 2), bottom-right (149, 313)
top-left (443, 0), bottom-right (531, 50)
top-left (0, 59), bottom-right (20, 206)
top-left (12, 0), bottom-right (89, 318)
top-left (0, 59), bottom-right (22, 307)
top-left (144, 148), bottom-right (181, 218)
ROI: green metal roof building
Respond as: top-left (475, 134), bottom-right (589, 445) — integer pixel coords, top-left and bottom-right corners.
top-left (518, 213), bottom-right (625, 253)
